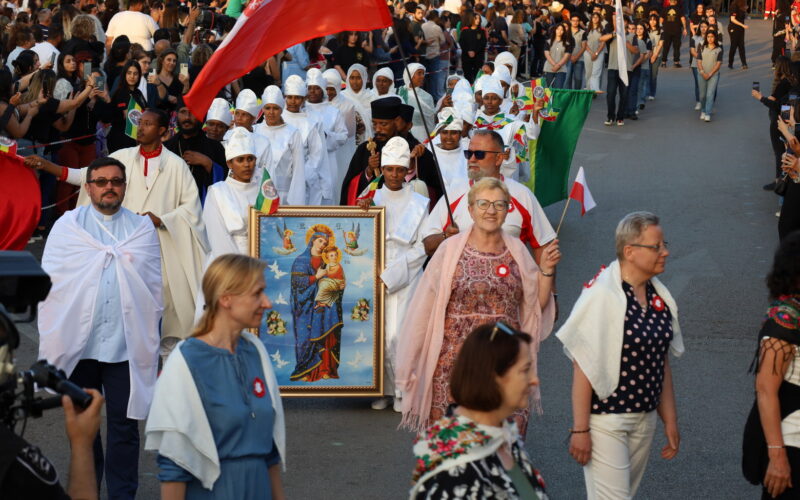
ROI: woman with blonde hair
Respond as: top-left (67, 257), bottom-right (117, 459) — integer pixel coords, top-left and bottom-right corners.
top-left (146, 254), bottom-right (286, 500)
top-left (397, 177), bottom-right (560, 435)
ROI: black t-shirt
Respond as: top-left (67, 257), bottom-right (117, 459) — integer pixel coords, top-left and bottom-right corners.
top-left (332, 45), bottom-right (368, 74)
top-left (26, 97), bottom-right (61, 145)
top-left (729, 9), bottom-right (746, 32)
top-left (600, 4), bottom-right (615, 24)
top-left (662, 5), bottom-right (684, 33)
top-left (633, 2), bottom-right (649, 20)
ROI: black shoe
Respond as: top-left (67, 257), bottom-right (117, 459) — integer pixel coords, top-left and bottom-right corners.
top-left (638, 104), bottom-right (645, 110)
top-left (627, 114), bottom-right (638, 120)
top-left (674, 62), bottom-right (682, 68)
top-left (763, 181), bottom-right (777, 190)
top-left (660, 62), bottom-right (667, 68)
top-left (728, 64), bottom-right (734, 69)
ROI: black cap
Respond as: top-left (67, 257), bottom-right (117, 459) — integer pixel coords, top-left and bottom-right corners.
top-left (398, 103), bottom-right (415, 124)
top-left (371, 96), bottom-right (402, 120)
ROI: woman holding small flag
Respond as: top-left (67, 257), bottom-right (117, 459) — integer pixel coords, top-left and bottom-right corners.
top-left (97, 60), bottom-right (150, 153)
top-left (557, 211), bottom-right (683, 499)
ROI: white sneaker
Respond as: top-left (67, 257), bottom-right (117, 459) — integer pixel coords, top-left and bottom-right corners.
top-left (393, 397), bottom-right (403, 413)
top-left (776, 210), bottom-right (782, 217)
top-left (699, 112), bottom-right (706, 120)
top-left (704, 114), bottom-right (711, 122)
top-left (694, 102), bottom-right (701, 110)
top-left (371, 397), bottom-right (391, 410)
top-left (647, 96), bottom-right (655, 101)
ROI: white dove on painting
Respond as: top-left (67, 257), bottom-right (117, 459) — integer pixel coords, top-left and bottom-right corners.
top-left (354, 331), bottom-right (367, 343)
top-left (347, 351), bottom-right (365, 368)
top-left (352, 271), bottom-right (371, 288)
top-left (268, 260), bottom-right (287, 279)
top-left (274, 292), bottom-right (288, 305)
top-left (271, 350), bottom-right (289, 369)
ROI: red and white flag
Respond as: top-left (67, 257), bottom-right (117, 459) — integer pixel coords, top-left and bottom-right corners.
top-left (184, 0), bottom-right (392, 120)
top-left (568, 167), bottom-right (596, 215)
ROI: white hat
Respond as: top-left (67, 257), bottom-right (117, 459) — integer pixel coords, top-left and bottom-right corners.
top-left (284, 74), bottom-right (307, 97)
top-left (306, 68), bottom-right (327, 90)
top-left (322, 68), bottom-right (343, 95)
top-left (474, 74), bottom-right (491, 93)
top-left (235, 89), bottom-right (261, 118)
top-left (262, 85), bottom-right (285, 108)
top-left (493, 65), bottom-right (511, 86)
top-left (437, 107), bottom-right (464, 131)
top-left (206, 97), bottom-right (232, 125)
top-left (494, 51), bottom-right (518, 80)
top-left (481, 77), bottom-right (504, 99)
top-left (225, 126), bottom-right (255, 161)
top-left (453, 100), bottom-right (476, 124)
top-left (381, 136), bottom-right (410, 168)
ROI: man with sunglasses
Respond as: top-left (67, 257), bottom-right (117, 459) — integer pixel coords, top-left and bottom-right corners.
top-left (420, 129), bottom-right (556, 265)
top-left (37, 156), bottom-right (162, 500)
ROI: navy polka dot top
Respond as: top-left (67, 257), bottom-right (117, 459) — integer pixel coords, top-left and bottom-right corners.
top-left (591, 281), bottom-right (673, 415)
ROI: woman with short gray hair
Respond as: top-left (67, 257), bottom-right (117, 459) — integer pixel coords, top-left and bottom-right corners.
top-left (556, 211), bottom-right (685, 499)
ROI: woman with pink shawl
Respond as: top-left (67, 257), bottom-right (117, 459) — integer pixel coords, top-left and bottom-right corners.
top-left (396, 177), bottom-right (560, 435)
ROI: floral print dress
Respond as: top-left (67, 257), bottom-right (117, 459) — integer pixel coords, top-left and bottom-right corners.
top-left (429, 245), bottom-right (525, 427)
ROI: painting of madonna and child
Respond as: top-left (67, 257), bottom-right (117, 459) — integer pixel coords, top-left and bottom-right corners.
top-left (249, 206), bottom-right (386, 396)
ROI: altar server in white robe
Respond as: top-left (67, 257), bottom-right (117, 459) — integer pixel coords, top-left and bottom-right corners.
top-left (323, 69), bottom-right (358, 196)
top-left (203, 127), bottom-right (259, 258)
top-left (305, 68), bottom-right (348, 203)
top-left (397, 62), bottom-right (437, 143)
top-left (357, 137), bottom-right (428, 412)
top-left (282, 75), bottom-right (331, 205)
top-left (204, 97), bottom-right (232, 142)
top-left (223, 89), bottom-right (272, 186)
top-left (252, 86), bottom-right (307, 206)
top-left (472, 78), bottom-right (541, 181)
top-left (430, 107), bottom-right (468, 198)
top-left (371, 67), bottom-right (396, 99)
top-left (38, 156), bottom-right (162, 499)
top-left (34, 109), bottom-right (209, 357)
top-left (341, 63), bottom-right (375, 144)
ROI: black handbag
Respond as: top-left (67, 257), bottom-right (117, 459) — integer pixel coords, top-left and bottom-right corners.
top-left (775, 173), bottom-right (790, 197)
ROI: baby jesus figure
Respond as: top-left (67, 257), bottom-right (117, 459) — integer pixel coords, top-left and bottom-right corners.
top-left (314, 246), bottom-right (346, 310)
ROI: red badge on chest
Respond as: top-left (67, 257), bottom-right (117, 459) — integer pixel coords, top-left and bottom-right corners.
top-left (253, 377), bottom-right (266, 398)
top-left (651, 295), bottom-right (666, 312)
top-left (495, 264), bottom-right (509, 277)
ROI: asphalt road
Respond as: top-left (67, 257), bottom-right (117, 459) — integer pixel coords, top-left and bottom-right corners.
top-left (9, 18), bottom-right (782, 499)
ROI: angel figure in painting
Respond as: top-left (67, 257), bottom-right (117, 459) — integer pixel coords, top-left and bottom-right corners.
top-left (272, 219), bottom-right (297, 255)
top-left (343, 223), bottom-right (367, 256)
top-left (289, 224), bottom-right (344, 382)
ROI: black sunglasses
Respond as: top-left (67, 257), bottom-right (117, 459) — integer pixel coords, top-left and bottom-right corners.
top-left (87, 177), bottom-right (126, 187)
top-left (463, 149), bottom-right (503, 160)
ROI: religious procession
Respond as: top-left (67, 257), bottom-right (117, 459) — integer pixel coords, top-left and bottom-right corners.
top-left (0, 0), bottom-right (799, 497)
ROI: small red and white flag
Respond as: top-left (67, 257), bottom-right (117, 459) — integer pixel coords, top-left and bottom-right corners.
top-left (568, 167), bottom-right (596, 215)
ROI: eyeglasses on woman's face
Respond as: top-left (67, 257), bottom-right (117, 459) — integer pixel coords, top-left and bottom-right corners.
top-left (474, 199), bottom-right (510, 212)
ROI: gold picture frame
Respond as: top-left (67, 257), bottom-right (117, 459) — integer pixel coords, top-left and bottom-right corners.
top-left (249, 206), bottom-right (385, 397)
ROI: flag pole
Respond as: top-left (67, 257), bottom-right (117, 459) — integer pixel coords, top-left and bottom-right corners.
top-left (388, 18), bottom-right (454, 223)
top-left (555, 197), bottom-right (571, 235)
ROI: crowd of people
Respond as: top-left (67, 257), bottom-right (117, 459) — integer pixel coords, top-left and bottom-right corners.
top-left (0, 0), bottom-right (796, 497)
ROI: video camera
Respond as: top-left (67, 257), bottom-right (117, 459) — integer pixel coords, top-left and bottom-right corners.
top-left (0, 251), bottom-right (93, 431)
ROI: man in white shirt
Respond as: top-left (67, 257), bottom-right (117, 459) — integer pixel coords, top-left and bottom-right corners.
top-left (32, 24), bottom-right (61, 69)
top-left (105, 0), bottom-right (159, 51)
top-left (38, 156), bottom-right (162, 500)
top-left (6, 27), bottom-right (34, 72)
top-left (421, 130), bottom-right (556, 263)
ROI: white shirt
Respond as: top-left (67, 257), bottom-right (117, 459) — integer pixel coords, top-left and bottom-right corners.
top-left (106, 11), bottom-right (159, 51)
top-left (6, 46), bottom-right (25, 71)
top-left (32, 42), bottom-right (59, 68)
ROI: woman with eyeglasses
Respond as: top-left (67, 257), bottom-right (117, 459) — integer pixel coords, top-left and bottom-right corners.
top-left (557, 211), bottom-right (684, 499)
top-left (410, 323), bottom-right (548, 499)
top-left (397, 176), bottom-right (559, 436)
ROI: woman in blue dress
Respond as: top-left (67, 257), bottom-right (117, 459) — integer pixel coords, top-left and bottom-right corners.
top-left (289, 224), bottom-right (344, 382)
top-left (146, 254), bottom-right (286, 500)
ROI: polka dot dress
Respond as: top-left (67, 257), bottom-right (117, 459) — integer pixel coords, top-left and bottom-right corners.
top-left (591, 281), bottom-right (673, 415)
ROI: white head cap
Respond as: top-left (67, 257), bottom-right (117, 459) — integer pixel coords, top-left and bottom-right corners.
top-left (481, 77), bottom-right (504, 99)
top-left (493, 65), bottom-right (511, 86)
top-left (381, 136), bottom-right (410, 168)
top-left (322, 69), bottom-right (343, 96)
top-left (261, 85), bottom-right (285, 109)
top-left (235, 89), bottom-right (261, 118)
top-left (402, 62), bottom-right (426, 89)
top-left (437, 107), bottom-right (464, 131)
top-left (225, 126), bottom-right (255, 161)
top-left (474, 74), bottom-right (492, 94)
top-left (306, 68), bottom-right (327, 91)
top-left (453, 99), bottom-right (476, 124)
top-left (494, 51), bottom-right (518, 80)
top-left (284, 74), bottom-right (307, 97)
top-left (207, 97), bottom-right (232, 125)
top-left (372, 67), bottom-right (396, 95)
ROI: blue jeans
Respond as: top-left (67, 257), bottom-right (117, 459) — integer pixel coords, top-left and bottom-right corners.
top-left (606, 69), bottom-right (628, 121)
top-left (697, 72), bottom-right (719, 115)
top-left (638, 67), bottom-right (651, 106)
top-left (567, 60), bottom-right (585, 89)
top-left (424, 57), bottom-right (446, 103)
top-left (692, 67), bottom-right (700, 102)
top-left (545, 71), bottom-right (567, 88)
top-left (69, 360), bottom-right (140, 500)
top-left (625, 68), bottom-right (641, 116)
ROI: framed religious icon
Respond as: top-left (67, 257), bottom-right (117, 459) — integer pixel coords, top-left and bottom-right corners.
top-left (249, 206), bottom-right (385, 397)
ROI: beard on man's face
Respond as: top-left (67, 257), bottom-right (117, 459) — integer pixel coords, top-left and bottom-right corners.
top-left (179, 119), bottom-right (199, 135)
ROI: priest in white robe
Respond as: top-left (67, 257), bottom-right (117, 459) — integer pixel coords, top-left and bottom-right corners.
top-left (253, 86), bottom-right (307, 206)
top-left (37, 156), bottom-right (162, 499)
top-left (282, 75), bottom-right (331, 205)
top-left (223, 89), bottom-right (272, 186)
top-left (357, 137), bottom-right (428, 412)
top-left (429, 107), bottom-right (468, 198)
top-left (305, 69), bottom-right (348, 204)
top-left (32, 109), bottom-right (209, 357)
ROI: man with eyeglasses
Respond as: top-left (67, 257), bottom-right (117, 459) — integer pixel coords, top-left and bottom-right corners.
top-left (420, 129), bottom-right (556, 264)
top-left (37, 156), bottom-right (162, 500)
